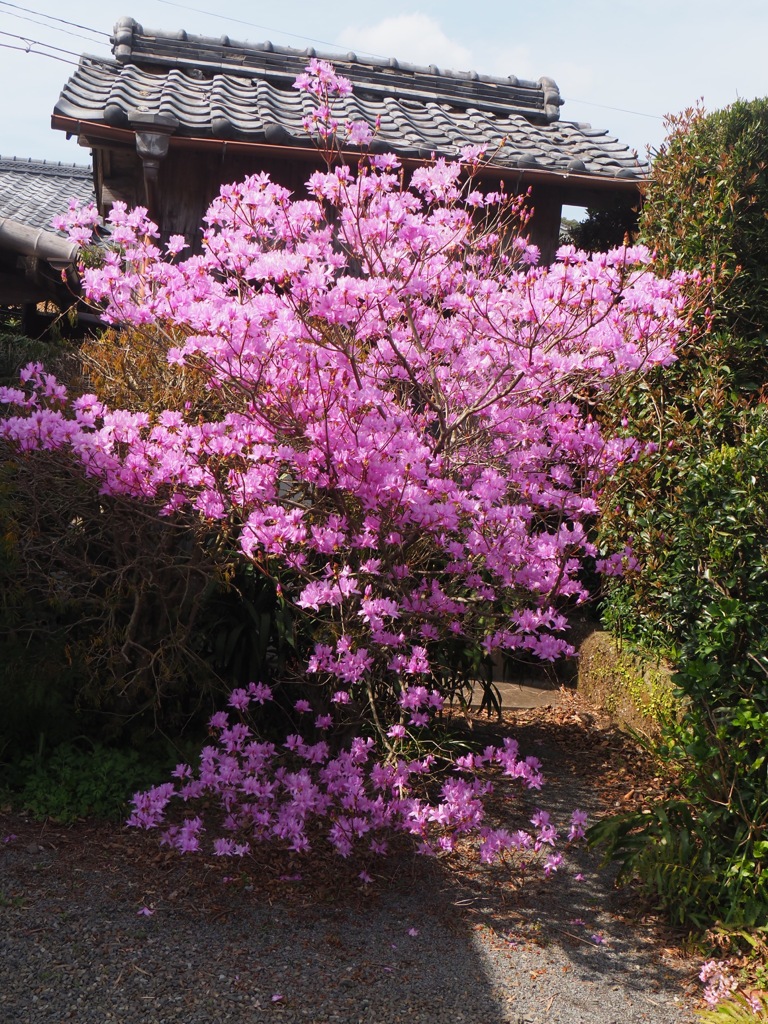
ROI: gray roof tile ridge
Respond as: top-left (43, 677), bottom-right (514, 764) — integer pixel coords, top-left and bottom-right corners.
top-left (110, 16), bottom-right (563, 122)
top-left (0, 155), bottom-right (91, 175)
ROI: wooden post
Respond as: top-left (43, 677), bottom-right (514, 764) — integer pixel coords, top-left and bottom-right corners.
top-left (527, 184), bottom-right (564, 266)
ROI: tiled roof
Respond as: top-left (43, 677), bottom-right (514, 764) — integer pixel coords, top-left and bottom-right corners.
top-left (108, 19), bottom-right (562, 123)
top-left (0, 156), bottom-right (94, 232)
top-left (53, 19), bottom-right (645, 182)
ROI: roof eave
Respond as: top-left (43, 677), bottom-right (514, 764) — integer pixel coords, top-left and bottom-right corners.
top-left (52, 113), bottom-right (647, 195)
top-left (0, 216), bottom-right (79, 263)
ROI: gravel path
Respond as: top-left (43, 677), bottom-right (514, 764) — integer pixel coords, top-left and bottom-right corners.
top-left (1, 698), bottom-right (700, 1024)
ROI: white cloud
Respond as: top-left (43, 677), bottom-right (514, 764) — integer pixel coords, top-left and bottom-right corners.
top-left (478, 43), bottom-right (596, 102)
top-left (337, 14), bottom-right (473, 72)
top-left (477, 44), bottom-right (538, 83)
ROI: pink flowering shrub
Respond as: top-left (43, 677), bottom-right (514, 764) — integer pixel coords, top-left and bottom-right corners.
top-left (0, 60), bottom-right (695, 867)
top-left (127, 679), bottom-right (587, 866)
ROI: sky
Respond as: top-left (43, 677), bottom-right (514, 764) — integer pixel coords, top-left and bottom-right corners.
top-left (0, 0), bottom-right (765, 178)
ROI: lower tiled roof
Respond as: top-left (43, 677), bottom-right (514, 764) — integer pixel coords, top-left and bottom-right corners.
top-left (0, 157), bottom-right (94, 233)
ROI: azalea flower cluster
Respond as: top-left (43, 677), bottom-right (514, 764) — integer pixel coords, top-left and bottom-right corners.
top-left (128, 681), bottom-right (582, 871)
top-left (699, 960), bottom-right (740, 1008)
top-left (292, 57), bottom-right (375, 146)
top-left (0, 162), bottom-right (692, 684)
top-left (0, 60), bottom-right (695, 870)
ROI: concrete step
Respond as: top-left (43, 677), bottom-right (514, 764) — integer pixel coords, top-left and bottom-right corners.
top-left (469, 680), bottom-right (567, 710)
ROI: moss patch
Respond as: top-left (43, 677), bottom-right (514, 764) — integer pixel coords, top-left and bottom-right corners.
top-left (577, 630), bottom-right (679, 737)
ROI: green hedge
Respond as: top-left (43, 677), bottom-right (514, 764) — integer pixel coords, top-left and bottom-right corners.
top-left (594, 98), bottom-right (768, 932)
top-left (594, 415), bottom-right (768, 928)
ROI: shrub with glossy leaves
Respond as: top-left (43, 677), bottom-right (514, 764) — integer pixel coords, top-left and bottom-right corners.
top-left (601, 98), bottom-right (768, 650)
top-left (641, 98), bottom-right (768, 382)
top-left (594, 98), bottom-right (768, 934)
top-left (593, 411), bottom-right (768, 929)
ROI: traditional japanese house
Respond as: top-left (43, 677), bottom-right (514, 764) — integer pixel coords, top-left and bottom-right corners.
top-left (52, 17), bottom-right (646, 263)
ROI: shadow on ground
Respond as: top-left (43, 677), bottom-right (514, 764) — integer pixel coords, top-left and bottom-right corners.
top-left (0, 703), bottom-right (697, 1024)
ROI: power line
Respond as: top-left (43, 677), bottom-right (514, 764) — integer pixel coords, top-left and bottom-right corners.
top-left (0, 39), bottom-right (78, 64)
top-left (153, 0), bottom-right (383, 58)
top-left (0, 28), bottom-right (82, 59)
top-left (0, 1), bottom-right (107, 37)
top-left (568, 97), bottom-right (663, 121)
top-left (0, 8), bottom-right (109, 44)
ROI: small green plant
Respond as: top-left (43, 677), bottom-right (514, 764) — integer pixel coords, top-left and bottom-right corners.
top-left (0, 890), bottom-right (26, 909)
top-left (5, 742), bottom-right (172, 823)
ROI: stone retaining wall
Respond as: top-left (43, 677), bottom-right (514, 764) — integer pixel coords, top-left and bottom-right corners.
top-left (577, 630), bottom-right (679, 737)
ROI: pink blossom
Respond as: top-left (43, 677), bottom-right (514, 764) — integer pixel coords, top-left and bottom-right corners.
top-left (699, 961), bottom-right (738, 1007)
top-left (568, 809), bottom-right (588, 841)
top-left (247, 682), bottom-right (273, 704)
top-left (543, 853), bottom-right (563, 876)
top-left (345, 120), bottom-right (373, 147)
top-left (3, 58), bottom-right (697, 889)
top-left (408, 711), bottom-right (430, 728)
top-left (228, 688), bottom-right (250, 711)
